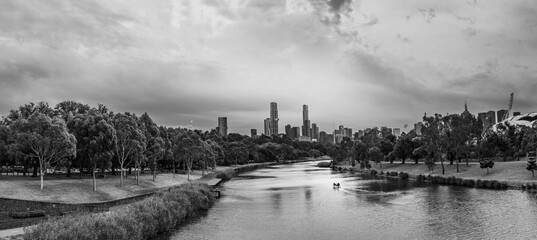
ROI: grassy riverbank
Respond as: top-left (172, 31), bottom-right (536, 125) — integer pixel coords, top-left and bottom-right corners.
top-left (332, 159), bottom-right (537, 189)
top-left (0, 169), bottom-right (224, 204)
top-left (22, 182), bottom-right (215, 240)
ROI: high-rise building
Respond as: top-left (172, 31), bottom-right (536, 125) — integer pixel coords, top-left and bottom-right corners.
top-left (319, 131), bottom-right (327, 143)
top-left (291, 127), bottom-right (301, 139)
top-left (487, 111), bottom-right (496, 125)
top-left (217, 117), bottom-right (228, 137)
top-left (285, 124), bottom-right (292, 138)
top-left (414, 122), bottom-right (423, 135)
top-left (311, 123), bottom-right (319, 140)
top-left (251, 129), bottom-right (257, 138)
top-left (497, 109), bottom-right (507, 123)
top-left (264, 118), bottom-right (270, 135)
top-left (269, 102), bottom-right (279, 135)
top-left (393, 128), bottom-right (401, 137)
top-left (302, 105), bottom-right (310, 137)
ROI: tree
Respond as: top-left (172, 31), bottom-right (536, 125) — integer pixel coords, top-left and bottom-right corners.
top-left (69, 112), bottom-right (116, 191)
top-left (527, 153), bottom-right (537, 178)
top-left (12, 113), bottom-right (76, 189)
top-left (139, 113), bottom-right (164, 182)
top-left (369, 147), bottom-right (383, 168)
top-left (422, 113), bottom-right (450, 174)
top-left (352, 141), bottom-right (368, 167)
top-left (175, 130), bottom-right (203, 180)
top-left (479, 159), bottom-right (494, 174)
top-left (226, 141), bottom-right (249, 165)
top-left (113, 113), bottom-right (145, 187)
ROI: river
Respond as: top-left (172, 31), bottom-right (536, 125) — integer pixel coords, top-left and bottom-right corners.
top-left (169, 161), bottom-right (537, 240)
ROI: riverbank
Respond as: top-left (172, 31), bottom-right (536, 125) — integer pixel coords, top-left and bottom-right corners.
top-left (334, 160), bottom-right (537, 189)
top-left (0, 158), bottom-right (325, 239)
top-left (22, 182), bottom-right (215, 240)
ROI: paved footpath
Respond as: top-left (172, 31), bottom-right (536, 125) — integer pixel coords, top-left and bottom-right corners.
top-left (0, 227), bottom-right (24, 239)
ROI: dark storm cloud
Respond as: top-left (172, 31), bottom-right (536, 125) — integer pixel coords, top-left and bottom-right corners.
top-left (328, 0), bottom-right (351, 12)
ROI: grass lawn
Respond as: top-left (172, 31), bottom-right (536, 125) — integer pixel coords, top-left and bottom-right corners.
top-left (0, 168), bottom-right (231, 203)
top-left (365, 158), bottom-right (537, 183)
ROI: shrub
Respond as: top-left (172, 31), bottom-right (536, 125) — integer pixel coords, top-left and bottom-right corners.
top-left (390, 172), bottom-right (398, 177)
top-left (23, 183), bottom-right (215, 240)
top-left (370, 169), bottom-right (378, 175)
top-left (10, 210), bottom-right (45, 219)
top-left (216, 169), bottom-right (236, 180)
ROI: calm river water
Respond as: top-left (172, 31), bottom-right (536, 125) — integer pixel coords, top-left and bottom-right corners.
top-left (170, 161), bottom-right (537, 240)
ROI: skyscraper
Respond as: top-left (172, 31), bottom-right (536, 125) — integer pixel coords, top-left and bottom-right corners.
top-left (264, 118), bottom-right (270, 135)
top-left (251, 129), bottom-right (257, 138)
top-left (311, 123), bottom-right (319, 140)
top-left (285, 124), bottom-right (292, 137)
top-left (302, 105), bottom-right (310, 138)
top-left (291, 127), bottom-right (301, 139)
top-left (217, 117), bottom-right (228, 137)
top-left (269, 102), bottom-right (279, 135)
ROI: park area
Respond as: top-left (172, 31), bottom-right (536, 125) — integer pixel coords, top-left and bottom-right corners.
top-left (0, 169), bottom-right (227, 203)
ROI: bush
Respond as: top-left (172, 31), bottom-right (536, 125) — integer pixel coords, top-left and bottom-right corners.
top-left (370, 169), bottom-right (378, 175)
top-left (216, 169), bottom-right (236, 180)
top-left (10, 210), bottom-right (45, 219)
top-left (23, 182), bottom-right (215, 240)
top-left (399, 172), bottom-right (409, 180)
top-left (379, 171), bottom-right (384, 175)
top-left (390, 172), bottom-right (398, 177)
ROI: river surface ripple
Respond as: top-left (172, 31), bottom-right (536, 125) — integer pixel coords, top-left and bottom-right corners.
top-left (170, 161), bottom-right (537, 240)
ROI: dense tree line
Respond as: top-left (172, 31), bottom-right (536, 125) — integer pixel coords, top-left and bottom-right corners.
top-left (0, 101), bottom-right (331, 189)
top-left (328, 111), bottom-right (537, 176)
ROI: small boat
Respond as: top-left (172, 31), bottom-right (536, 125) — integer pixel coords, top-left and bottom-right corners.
top-left (333, 183), bottom-right (341, 188)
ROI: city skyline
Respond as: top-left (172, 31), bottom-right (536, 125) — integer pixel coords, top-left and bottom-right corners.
top-left (1, 0), bottom-right (536, 135)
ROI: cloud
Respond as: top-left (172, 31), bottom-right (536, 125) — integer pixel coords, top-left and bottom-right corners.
top-left (0, 0), bottom-right (536, 134)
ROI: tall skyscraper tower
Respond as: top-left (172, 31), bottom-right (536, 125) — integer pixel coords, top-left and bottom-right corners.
top-left (269, 102), bottom-right (279, 135)
top-left (302, 105), bottom-right (310, 137)
top-left (217, 117), bottom-right (228, 137)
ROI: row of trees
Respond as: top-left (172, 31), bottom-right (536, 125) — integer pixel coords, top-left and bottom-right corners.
top-left (0, 101), bottom-right (332, 190)
top-left (328, 111), bottom-right (537, 176)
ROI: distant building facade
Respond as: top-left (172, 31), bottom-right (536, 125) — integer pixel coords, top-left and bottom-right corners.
top-left (251, 129), bottom-right (257, 137)
top-left (269, 102), bottom-right (279, 135)
top-left (302, 105), bottom-right (311, 137)
top-left (291, 127), bottom-right (301, 139)
top-left (285, 124), bottom-right (292, 138)
top-left (393, 128), bottom-right (401, 137)
top-left (497, 109), bottom-right (507, 122)
top-left (311, 123), bottom-right (319, 141)
top-left (414, 122), bottom-right (423, 135)
top-left (217, 117), bottom-right (228, 137)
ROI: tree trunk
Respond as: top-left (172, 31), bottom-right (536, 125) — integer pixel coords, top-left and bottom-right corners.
top-left (441, 158), bottom-right (445, 175)
top-left (120, 163), bottom-right (124, 187)
top-left (172, 159), bottom-right (176, 178)
top-left (486, 167), bottom-right (489, 174)
top-left (415, 158), bottom-right (418, 164)
top-left (92, 169), bottom-right (97, 191)
top-left (32, 161), bottom-right (38, 177)
top-left (79, 157), bottom-right (83, 179)
top-left (136, 166), bottom-right (139, 185)
top-left (533, 170), bottom-right (534, 178)
top-left (456, 159), bottom-right (459, 173)
top-left (40, 173), bottom-right (44, 190)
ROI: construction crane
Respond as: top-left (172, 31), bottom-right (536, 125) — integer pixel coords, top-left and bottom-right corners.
top-left (502, 93), bottom-right (514, 121)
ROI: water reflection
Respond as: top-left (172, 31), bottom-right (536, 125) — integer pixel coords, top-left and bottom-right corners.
top-left (170, 162), bottom-right (537, 240)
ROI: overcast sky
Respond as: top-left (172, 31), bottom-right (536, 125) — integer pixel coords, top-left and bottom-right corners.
top-left (1, 0), bottom-right (536, 134)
